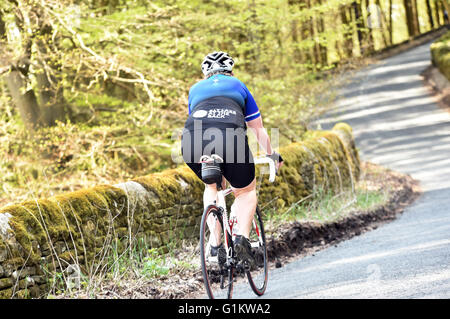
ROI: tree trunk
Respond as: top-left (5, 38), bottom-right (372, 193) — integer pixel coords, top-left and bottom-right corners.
top-left (388, 0), bottom-right (393, 44)
top-left (3, 3), bottom-right (69, 128)
top-left (2, 5), bottom-right (43, 131)
top-left (361, 0), bottom-right (375, 54)
top-left (353, 0), bottom-right (365, 55)
top-left (315, 0), bottom-right (328, 67)
top-left (425, 0), bottom-right (435, 29)
top-left (411, 0), bottom-right (421, 34)
top-left (351, 0), bottom-right (375, 56)
top-left (435, 0), bottom-right (442, 26)
top-left (0, 10), bottom-right (6, 40)
top-left (340, 3), bottom-right (354, 59)
top-left (5, 70), bottom-right (42, 130)
top-left (305, 0), bottom-right (318, 69)
top-left (403, 0), bottom-right (420, 37)
top-left (403, 0), bottom-right (414, 37)
top-left (300, 0), bottom-right (313, 66)
top-left (291, 16), bottom-right (301, 61)
top-left (374, 0), bottom-right (390, 48)
top-left (309, 0), bottom-right (321, 68)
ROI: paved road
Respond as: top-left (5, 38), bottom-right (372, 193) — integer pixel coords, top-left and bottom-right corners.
top-left (233, 40), bottom-right (450, 298)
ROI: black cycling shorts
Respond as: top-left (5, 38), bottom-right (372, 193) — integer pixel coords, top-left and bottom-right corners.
top-left (181, 128), bottom-right (255, 189)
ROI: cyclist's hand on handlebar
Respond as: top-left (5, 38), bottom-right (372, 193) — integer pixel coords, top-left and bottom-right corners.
top-left (266, 152), bottom-right (283, 172)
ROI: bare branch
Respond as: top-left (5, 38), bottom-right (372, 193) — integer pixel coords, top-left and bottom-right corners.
top-left (0, 65), bottom-right (10, 75)
top-left (41, 2), bottom-right (158, 102)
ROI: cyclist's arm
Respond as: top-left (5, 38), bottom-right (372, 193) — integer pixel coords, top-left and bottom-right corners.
top-left (241, 81), bottom-right (282, 166)
top-left (246, 115), bottom-right (274, 156)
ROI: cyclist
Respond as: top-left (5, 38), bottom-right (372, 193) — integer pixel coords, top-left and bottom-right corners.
top-left (181, 51), bottom-right (283, 268)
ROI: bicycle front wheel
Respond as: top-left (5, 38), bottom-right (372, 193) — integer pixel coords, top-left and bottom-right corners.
top-left (200, 204), bottom-right (234, 299)
top-left (246, 206), bottom-right (268, 296)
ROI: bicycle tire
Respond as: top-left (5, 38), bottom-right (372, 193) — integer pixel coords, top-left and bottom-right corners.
top-left (246, 206), bottom-right (268, 296)
top-left (200, 204), bottom-right (234, 299)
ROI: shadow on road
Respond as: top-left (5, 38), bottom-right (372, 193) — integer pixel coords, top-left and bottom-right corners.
top-left (258, 185), bottom-right (450, 299)
top-left (315, 41), bottom-right (450, 192)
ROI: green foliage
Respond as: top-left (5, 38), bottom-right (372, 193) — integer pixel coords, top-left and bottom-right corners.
top-left (0, 0), bottom-right (442, 206)
top-left (141, 248), bottom-right (170, 278)
top-left (265, 186), bottom-right (387, 225)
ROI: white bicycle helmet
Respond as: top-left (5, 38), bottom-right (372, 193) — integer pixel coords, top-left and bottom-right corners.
top-left (201, 51), bottom-right (235, 77)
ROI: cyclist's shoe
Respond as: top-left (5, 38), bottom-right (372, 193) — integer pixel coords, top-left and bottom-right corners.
top-left (233, 235), bottom-right (256, 270)
top-left (210, 243), bottom-right (227, 265)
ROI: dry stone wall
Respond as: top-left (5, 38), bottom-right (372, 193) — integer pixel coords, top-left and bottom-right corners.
top-left (0, 122), bottom-right (359, 298)
top-left (431, 30), bottom-right (450, 81)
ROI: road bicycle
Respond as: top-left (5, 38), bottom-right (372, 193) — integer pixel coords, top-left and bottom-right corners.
top-left (199, 154), bottom-right (277, 299)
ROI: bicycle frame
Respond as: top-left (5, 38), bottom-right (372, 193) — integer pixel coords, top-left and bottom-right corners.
top-left (215, 187), bottom-right (234, 261)
top-left (200, 155), bottom-right (276, 298)
top-left (204, 156), bottom-right (276, 263)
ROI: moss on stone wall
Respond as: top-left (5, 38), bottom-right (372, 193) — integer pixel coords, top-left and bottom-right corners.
top-left (256, 123), bottom-right (360, 211)
top-left (0, 122), bottom-right (359, 298)
top-left (431, 31), bottom-right (450, 81)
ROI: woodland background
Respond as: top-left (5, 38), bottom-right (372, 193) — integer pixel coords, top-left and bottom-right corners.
top-left (0, 0), bottom-right (449, 207)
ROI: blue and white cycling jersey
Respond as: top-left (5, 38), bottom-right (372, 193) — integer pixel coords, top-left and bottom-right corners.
top-left (188, 74), bottom-right (261, 122)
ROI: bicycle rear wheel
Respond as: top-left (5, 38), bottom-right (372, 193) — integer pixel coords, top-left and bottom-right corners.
top-left (200, 205), bottom-right (234, 299)
top-left (246, 206), bottom-right (268, 296)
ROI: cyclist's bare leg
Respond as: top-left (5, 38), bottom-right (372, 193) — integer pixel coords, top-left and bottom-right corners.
top-left (204, 177), bottom-right (226, 246)
top-left (231, 178), bottom-right (257, 238)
